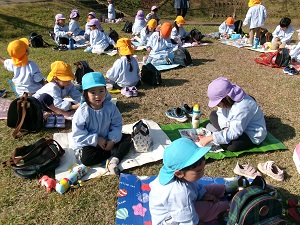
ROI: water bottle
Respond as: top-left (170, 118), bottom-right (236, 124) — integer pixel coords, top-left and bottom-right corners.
top-left (69, 37), bottom-right (74, 50)
top-left (253, 37), bottom-right (259, 49)
top-left (192, 104), bottom-right (200, 129)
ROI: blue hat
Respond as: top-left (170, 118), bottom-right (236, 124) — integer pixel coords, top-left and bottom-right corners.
top-left (159, 138), bottom-right (211, 185)
top-left (82, 72), bottom-right (106, 90)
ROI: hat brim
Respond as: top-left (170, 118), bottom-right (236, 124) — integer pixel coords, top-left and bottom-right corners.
top-left (208, 99), bottom-right (221, 107)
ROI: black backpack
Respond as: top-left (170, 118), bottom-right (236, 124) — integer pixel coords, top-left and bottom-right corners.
top-left (260, 28), bottom-right (273, 45)
top-left (122, 21), bottom-right (133, 33)
top-left (275, 48), bottom-right (291, 68)
top-left (29, 32), bottom-right (49, 48)
top-left (190, 28), bottom-right (204, 43)
top-left (1, 138), bottom-right (65, 179)
top-left (7, 92), bottom-right (44, 139)
top-left (74, 61), bottom-right (94, 85)
top-left (173, 46), bottom-right (193, 67)
top-left (141, 63), bottom-right (162, 86)
top-left (108, 27), bottom-right (119, 43)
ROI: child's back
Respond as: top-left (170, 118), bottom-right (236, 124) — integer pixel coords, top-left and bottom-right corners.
top-left (132, 10), bottom-right (146, 36)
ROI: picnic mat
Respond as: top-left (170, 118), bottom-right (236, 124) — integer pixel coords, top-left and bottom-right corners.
top-left (116, 173), bottom-right (242, 225)
top-left (0, 98), bottom-right (12, 120)
top-left (54, 119), bottom-right (171, 181)
top-left (220, 39), bottom-right (249, 48)
top-left (182, 42), bottom-right (210, 48)
top-left (160, 122), bottom-right (287, 160)
top-left (245, 47), bottom-right (277, 53)
top-left (155, 64), bottom-right (181, 71)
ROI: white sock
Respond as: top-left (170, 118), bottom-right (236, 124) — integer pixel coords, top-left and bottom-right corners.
top-left (108, 157), bottom-right (119, 175)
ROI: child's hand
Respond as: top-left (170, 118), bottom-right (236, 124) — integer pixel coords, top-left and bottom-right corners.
top-left (104, 140), bottom-right (115, 151)
top-left (70, 103), bottom-right (80, 110)
top-left (202, 193), bottom-right (219, 203)
top-left (199, 135), bottom-right (213, 146)
top-left (98, 137), bottom-right (107, 149)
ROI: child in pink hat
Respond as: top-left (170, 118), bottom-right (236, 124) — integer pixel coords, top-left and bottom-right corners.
top-left (200, 77), bottom-right (267, 152)
top-left (132, 10), bottom-right (146, 36)
top-left (145, 5), bottom-right (160, 23)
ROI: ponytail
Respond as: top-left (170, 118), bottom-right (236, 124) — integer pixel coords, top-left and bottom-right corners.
top-left (126, 55), bottom-right (133, 72)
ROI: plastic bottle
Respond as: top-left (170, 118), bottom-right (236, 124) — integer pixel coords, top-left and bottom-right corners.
top-left (69, 37), bottom-right (74, 50)
top-left (55, 164), bottom-right (88, 194)
top-left (192, 104), bottom-right (201, 129)
top-left (253, 37), bottom-right (259, 49)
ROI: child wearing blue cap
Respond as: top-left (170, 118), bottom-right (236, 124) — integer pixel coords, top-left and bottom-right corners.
top-left (149, 138), bottom-right (240, 224)
top-left (71, 72), bottom-right (132, 175)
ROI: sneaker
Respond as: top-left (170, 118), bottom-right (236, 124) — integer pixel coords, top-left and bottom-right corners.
top-left (288, 67), bottom-right (299, 76)
top-left (84, 46), bottom-right (92, 53)
top-left (181, 104), bottom-right (193, 117)
top-left (55, 114), bottom-right (65, 128)
top-left (58, 46), bottom-right (68, 51)
top-left (130, 86), bottom-right (138, 97)
top-left (257, 161), bottom-right (285, 181)
top-left (165, 107), bottom-right (188, 122)
top-left (283, 66), bottom-right (291, 74)
top-left (52, 45), bottom-right (60, 50)
top-left (233, 162), bottom-right (262, 179)
top-left (121, 87), bottom-right (133, 97)
top-left (166, 58), bottom-right (172, 65)
top-left (45, 113), bottom-right (56, 128)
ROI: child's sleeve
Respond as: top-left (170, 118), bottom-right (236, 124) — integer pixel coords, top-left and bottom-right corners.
top-left (52, 86), bottom-right (72, 111)
top-left (281, 26), bottom-right (294, 43)
top-left (54, 24), bottom-right (69, 38)
top-left (243, 8), bottom-right (252, 26)
top-left (68, 83), bottom-right (82, 103)
top-left (107, 105), bottom-right (122, 143)
top-left (106, 33), bottom-right (115, 46)
top-left (30, 61), bottom-right (44, 82)
top-left (272, 26), bottom-right (280, 39)
top-left (106, 59), bottom-right (121, 82)
top-left (219, 22), bottom-right (225, 33)
top-left (170, 27), bottom-right (177, 40)
top-left (3, 59), bottom-right (14, 72)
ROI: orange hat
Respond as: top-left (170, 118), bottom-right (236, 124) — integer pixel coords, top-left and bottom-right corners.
top-left (160, 22), bottom-right (172, 38)
top-left (47, 61), bottom-right (75, 82)
top-left (114, 38), bottom-right (134, 56)
top-left (7, 38), bottom-right (29, 67)
top-left (147, 19), bottom-right (157, 29)
top-left (174, 16), bottom-right (185, 25)
top-left (225, 17), bottom-right (234, 26)
top-left (248, 0), bottom-right (261, 7)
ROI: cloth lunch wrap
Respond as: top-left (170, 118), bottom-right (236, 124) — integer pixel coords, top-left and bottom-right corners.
top-left (131, 120), bottom-right (153, 153)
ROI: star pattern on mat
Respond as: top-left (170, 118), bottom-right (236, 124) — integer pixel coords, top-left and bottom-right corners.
top-left (132, 203), bottom-right (147, 217)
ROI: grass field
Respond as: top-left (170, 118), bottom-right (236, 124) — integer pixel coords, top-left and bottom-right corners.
top-left (1, 0), bottom-right (300, 224)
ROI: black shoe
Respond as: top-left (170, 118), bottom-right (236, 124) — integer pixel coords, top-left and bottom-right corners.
top-left (52, 45), bottom-right (60, 50)
top-left (0, 89), bottom-right (6, 97)
top-left (59, 46), bottom-right (68, 51)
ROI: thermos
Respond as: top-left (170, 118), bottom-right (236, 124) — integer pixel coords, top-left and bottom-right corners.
top-left (69, 38), bottom-right (74, 50)
top-left (192, 104), bottom-right (200, 129)
top-left (253, 37), bottom-right (259, 49)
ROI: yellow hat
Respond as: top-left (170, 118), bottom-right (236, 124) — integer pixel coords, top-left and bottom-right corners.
top-left (160, 22), bottom-right (172, 38)
top-left (7, 38), bottom-right (29, 67)
top-left (114, 38), bottom-right (134, 56)
top-left (174, 16), bottom-right (185, 25)
top-left (47, 61), bottom-right (75, 82)
top-left (225, 17), bottom-right (234, 26)
top-left (248, 0), bottom-right (261, 7)
top-left (147, 19), bottom-right (157, 29)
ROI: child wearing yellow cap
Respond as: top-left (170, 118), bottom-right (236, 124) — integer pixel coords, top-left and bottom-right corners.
top-left (171, 16), bottom-right (190, 45)
top-left (0, 38), bottom-right (44, 96)
top-left (218, 17), bottom-right (235, 39)
top-left (146, 22), bottom-right (177, 66)
top-left (33, 61), bottom-right (81, 121)
top-left (243, 0), bottom-right (267, 45)
top-left (140, 19), bottom-right (158, 45)
top-left (106, 38), bottom-right (140, 96)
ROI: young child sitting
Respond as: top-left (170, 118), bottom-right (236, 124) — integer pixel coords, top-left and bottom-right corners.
top-left (72, 72), bottom-right (132, 174)
top-left (146, 22), bottom-right (177, 66)
top-left (0, 38), bottom-right (44, 96)
top-left (218, 16), bottom-right (235, 39)
top-left (271, 17), bottom-right (294, 50)
top-left (69, 9), bottom-right (84, 37)
top-left (106, 38), bottom-right (140, 94)
top-left (84, 12), bottom-right (103, 41)
top-left (132, 10), bottom-right (146, 36)
top-left (33, 61), bottom-right (81, 121)
top-left (171, 16), bottom-right (190, 45)
top-left (290, 29), bottom-right (300, 62)
top-left (140, 19), bottom-right (158, 45)
top-left (107, 0), bottom-right (116, 23)
top-left (145, 5), bottom-right (160, 23)
top-left (149, 138), bottom-right (242, 224)
top-left (53, 14), bottom-right (72, 51)
top-left (84, 18), bottom-right (115, 53)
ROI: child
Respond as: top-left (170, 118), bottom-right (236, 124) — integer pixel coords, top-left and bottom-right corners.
top-left (289, 29), bottom-right (300, 62)
top-left (69, 9), bottom-right (84, 37)
top-left (218, 16), bottom-right (235, 39)
top-left (84, 12), bottom-right (103, 41)
top-left (84, 18), bottom-right (115, 53)
top-left (0, 38), bottom-right (44, 96)
top-left (271, 17), bottom-right (294, 50)
top-left (132, 10), bottom-right (146, 36)
top-left (72, 72), bottom-right (132, 174)
top-left (146, 22), bottom-right (177, 66)
top-left (140, 19), bottom-right (158, 45)
top-left (149, 138), bottom-right (242, 224)
top-left (106, 38), bottom-right (140, 92)
top-left (171, 16), bottom-right (190, 45)
top-left (243, 0), bottom-right (267, 45)
top-left (33, 61), bottom-right (81, 119)
top-left (107, 0), bottom-right (116, 23)
top-left (145, 5), bottom-right (160, 23)
top-left (53, 13), bottom-right (72, 51)
top-left (199, 77), bottom-right (267, 152)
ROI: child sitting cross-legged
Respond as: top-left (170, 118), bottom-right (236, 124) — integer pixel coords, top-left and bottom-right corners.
top-left (71, 72), bottom-right (132, 175)
top-left (271, 17), bottom-right (294, 50)
top-left (149, 138), bottom-right (245, 224)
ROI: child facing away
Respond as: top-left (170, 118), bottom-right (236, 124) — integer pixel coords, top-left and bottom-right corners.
top-left (145, 5), bottom-right (160, 23)
top-left (140, 19), bottom-right (158, 45)
top-left (0, 38), bottom-right (44, 96)
top-left (106, 38), bottom-right (140, 92)
top-left (271, 17), bottom-right (294, 50)
top-left (171, 16), bottom-right (190, 45)
top-left (107, 0), bottom-right (116, 23)
top-left (53, 13), bottom-right (72, 51)
top-left (199, 77), bottom-right (267, 152)
top-left (72, 72), bottom-right (132, 174)
top-left (84, 18), bottom-right (115, 53)
top-left (33, 61), bottom-right (81, 119)
top-left (243, 0), bottom-right (267, 45)
top-left (132, 10), bottom-right (146, 36)
top-left (149, 138), bottom-right (244, 224)
top-left (69, 9), bottom-right (85, 37)
top-left (146, 22), bottom-right (177, 66)
top-left (218, 16), bottom-right (235, 39)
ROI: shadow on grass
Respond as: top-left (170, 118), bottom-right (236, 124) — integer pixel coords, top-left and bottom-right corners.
top-left (117, 101), bottom-right (140, 113)
top-left (265, 116), bottom-right (296, 142)
top-left (192, 58), bottom-right (216, 66)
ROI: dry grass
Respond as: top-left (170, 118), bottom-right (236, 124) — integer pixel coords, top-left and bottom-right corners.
top-left (0, 0), bottom-right (300, 224)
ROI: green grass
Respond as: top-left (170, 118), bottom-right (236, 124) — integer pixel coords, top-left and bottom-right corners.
top-left (1, 0), bottom-right (300, 224)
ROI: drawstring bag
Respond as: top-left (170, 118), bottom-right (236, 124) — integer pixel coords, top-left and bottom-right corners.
top-left (131, 120), bottom-right (153, 153)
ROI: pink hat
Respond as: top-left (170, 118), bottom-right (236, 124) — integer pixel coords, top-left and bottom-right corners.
top-left (151, 5), bottom-right (157, 11)
top-left (136, 10), bottom-right (144, 20)
top-left (55, 14), bottom-right (66, 22)
top-left (88, 12), bottom-right (96, 18)
top-left (70, 9), bottom-right (80, 19)
top-left (87, 18), bottom-right (103, 31)
top-left (207, 77), bottom-right (245, 107)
